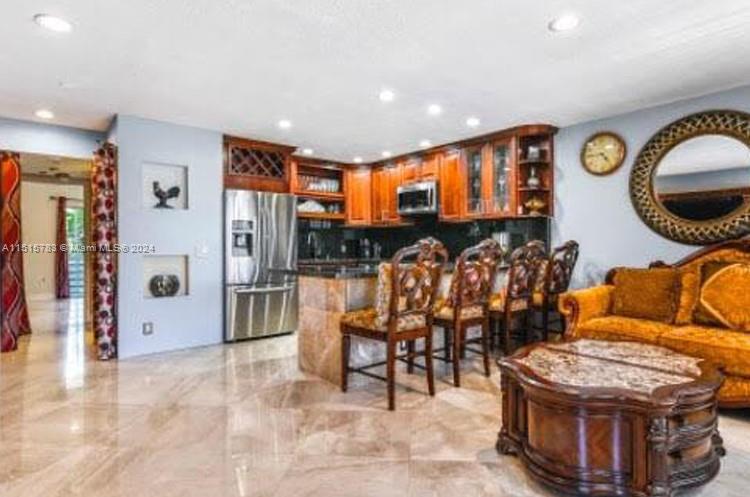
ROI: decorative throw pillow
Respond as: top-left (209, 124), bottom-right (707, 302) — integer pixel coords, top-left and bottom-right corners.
top-left (694, 262), bottom-right (750, 331)
top-left (612, 267), bottom-right (680, 323)
top-left (674, 268), bottom-right (700, 325)
top-left (693, 262), bottom-right (731, 327)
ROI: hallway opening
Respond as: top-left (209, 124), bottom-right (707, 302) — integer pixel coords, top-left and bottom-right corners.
top-left (14, 152), bottom-right (95, 356)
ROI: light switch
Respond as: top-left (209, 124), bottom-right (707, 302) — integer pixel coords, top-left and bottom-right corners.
top-left (142, 322), bottom-right (154, 336)
top-left (195, 243), bottom-right (210, 259)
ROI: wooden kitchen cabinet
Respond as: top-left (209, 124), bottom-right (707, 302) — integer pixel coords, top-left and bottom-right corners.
top-left (438, 150), bottom-right (465, 221)
top-left (464, 145), bottom-right (485, 218)
top-left (488, 137), bottom-right (516, 216)
top-left (371, 166), bottom-right (387, 224)
top-left (290, 123), bottom-right (555, 226)
top-left (371, 164), bottom-right (402, 224)
top-left (223, 135), bottom-right (295, 192)
top-left (461, 137), bottom-right (517, 219)
top-left (344, 167), bottom-right (372, 225)
top-left (400, 158), bottom-right (420, 183)
top-left (385, 165), bottom-right (402, 222)
top-left (420, 153), bottom-right (439, 180)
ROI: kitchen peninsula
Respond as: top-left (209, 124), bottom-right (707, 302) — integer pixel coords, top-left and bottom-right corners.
top-left (297, 262), bottom-right (381, 385)
top-left (297, 259), bottom-right (507, 386)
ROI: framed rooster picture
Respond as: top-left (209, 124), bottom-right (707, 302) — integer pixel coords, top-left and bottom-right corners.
top-left (142, 162), bottom-right (188, 210)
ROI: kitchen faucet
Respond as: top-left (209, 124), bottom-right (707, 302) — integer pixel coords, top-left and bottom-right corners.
top-left (306, 231), bottom-right (321, 259)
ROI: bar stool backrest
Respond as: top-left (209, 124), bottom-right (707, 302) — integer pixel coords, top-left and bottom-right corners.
top-left (387, 237), bottom-right (448, 331)
top-left (447, 239), bottom-right (503, 311)
top-left (506, 240), bottom-right (547, 302)
top-left (546, 241), bottom-right (580, 296)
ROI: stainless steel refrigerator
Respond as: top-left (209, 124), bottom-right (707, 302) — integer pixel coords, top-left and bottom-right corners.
top-left (224, 190), bottom-right (298, 341)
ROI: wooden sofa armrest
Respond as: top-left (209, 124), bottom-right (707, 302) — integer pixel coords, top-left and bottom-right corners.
top-left (558, 285), bottom-right (615, 338)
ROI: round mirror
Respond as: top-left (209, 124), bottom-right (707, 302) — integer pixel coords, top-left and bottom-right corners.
top-left (630, 110), bottom-right (750, 245)
top-left (653, 135), bottom-right (750, 221)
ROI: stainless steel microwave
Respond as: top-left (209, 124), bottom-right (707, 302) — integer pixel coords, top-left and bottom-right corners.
top-left (397, 181), bottom-right (438, 215)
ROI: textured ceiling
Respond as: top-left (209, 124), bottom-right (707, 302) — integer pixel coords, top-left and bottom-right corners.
top-left (2, 0), bottom-right (750, 162)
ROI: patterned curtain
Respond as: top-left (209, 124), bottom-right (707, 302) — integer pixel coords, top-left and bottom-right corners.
top-left (55, 197), bottom-right (70, 299)
top-left (1, 151), bottom-right (32, 353)
top-left (91, 144), bottom-right (117, 360)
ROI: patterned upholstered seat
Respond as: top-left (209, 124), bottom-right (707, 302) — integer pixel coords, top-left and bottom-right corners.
top-left (340, 308), bottom-right (426, 332)
top-left (434, 302), bottom-right (484, 321)
top-left (489, 292), bottom-right (529, 313)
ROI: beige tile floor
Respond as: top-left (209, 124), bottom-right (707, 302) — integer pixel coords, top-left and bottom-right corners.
top-left (1, 299), bottom-right (749, 496)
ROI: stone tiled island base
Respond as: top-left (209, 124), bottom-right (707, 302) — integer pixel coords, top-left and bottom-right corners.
top-left (298, 275), bottom-right (384, 386)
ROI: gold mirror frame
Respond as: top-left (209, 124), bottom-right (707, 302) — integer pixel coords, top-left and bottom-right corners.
top-left (630, 110), bottom-right (750, 245)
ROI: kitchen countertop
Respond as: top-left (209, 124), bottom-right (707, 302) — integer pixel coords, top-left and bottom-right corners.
top-left (297, 258), bottom-right (509, 279)
top-left (298, 259), bottom-right (383, 279)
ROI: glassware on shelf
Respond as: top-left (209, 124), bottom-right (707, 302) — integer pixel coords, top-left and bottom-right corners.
top-left (527, 166), bottom-right (541, 189)
top-left (467, 149), bottom-right (483, 213)
top-left (493, 144), bottom-right (510, 212)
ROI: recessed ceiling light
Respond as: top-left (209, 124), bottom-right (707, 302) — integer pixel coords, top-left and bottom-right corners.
top-left (379, 89), bottom-right (395, 102)
top-left (278, 119), bottom-right (292, 129)
top-left (419, 140), bottom-right (432, 148)
top-left (381, 151), bottom-right (392, 159)
top-left (466, 117), bottom-right (481, 128)
top-left (427, 104), bottom-right (442, 116)
top-left (35, 109), bottom-right (55, 120)
top-left (33, 14), bottom-right (72, 33)
top-left (301, 148), bottom-right (313, 156)
top-left (548, 14), bottom-right (580, 32)
top-left (353, 157), bottom-right (363, 164)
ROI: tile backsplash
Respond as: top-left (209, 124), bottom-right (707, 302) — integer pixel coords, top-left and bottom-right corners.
top-left (299, 217), bottom-right (550, 261)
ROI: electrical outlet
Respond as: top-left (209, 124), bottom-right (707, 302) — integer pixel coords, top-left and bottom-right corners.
top-left (142, 322), bottom-right (154, 336)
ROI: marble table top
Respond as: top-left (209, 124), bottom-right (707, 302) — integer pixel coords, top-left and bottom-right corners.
top-left (512, 339), bottom-right (703, 395)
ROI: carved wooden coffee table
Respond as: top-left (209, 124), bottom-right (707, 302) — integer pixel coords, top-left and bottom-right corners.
top-left (497, 339), bottom-right (724, 497)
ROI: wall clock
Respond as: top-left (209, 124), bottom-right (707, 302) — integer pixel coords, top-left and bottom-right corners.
top-left (581, 132), bottom-right (627, 175)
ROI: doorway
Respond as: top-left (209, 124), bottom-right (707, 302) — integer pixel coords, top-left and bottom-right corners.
top-left (18, 153), bottom-right (95, 356)
top-left (1, 145), bottom-right (117, 359)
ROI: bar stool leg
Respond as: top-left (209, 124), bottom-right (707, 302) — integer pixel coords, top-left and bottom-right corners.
top-left (443, 326), bottom-right (451, 360)
top-left (407, 340), bottom-right (415, 374)
top-left (504, 311), bottom-right (513, 356)
top-left (481, 318), bottom-right (491, 377)
top-left (452, 321), bottom-right (462, 387)
top-left (425, 334), bottom-right (435, 396)
top-left (387, 340), bottom-right (397, 411)
top-left (341, 333), bottom-right (350, 392)
top-left (542, 303), bottom-right (550, 342)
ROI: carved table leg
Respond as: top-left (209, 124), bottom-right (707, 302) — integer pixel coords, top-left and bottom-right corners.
top-left (647, 416), bottom-right (671, 497)
top-left (713, 430), bottom-right (727, 457)
top-left (496, 430), bottom-right (516, 456)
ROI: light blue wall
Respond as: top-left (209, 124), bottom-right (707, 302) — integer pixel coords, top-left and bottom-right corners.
top-left (553, 84), bottom-right (750, 287)
top-left (0, 116), bottom-right (103, 158)
top-left (116, 115), bottom-right (223, 358)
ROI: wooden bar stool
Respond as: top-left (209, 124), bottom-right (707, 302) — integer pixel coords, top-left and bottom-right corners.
top-left (489, 241), bottom-right (547, 355)
top-left (340, 237), bottom-right (448, 411)
top-left (433, 239), bottom-right (503, 387)
top-left (536, 240), bottom-right (580, 340)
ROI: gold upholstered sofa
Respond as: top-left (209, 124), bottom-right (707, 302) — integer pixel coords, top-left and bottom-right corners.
top-left (560, 239), bottom-right (750, 408)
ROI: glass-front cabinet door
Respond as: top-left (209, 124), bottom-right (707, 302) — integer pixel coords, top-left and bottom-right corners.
top-left (465, 146), bottom-right (484, 216)
top-left (491, 138), bottom-right (514, 215)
